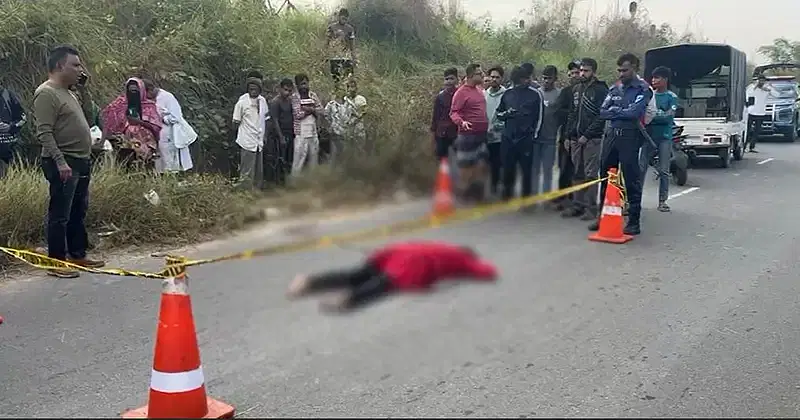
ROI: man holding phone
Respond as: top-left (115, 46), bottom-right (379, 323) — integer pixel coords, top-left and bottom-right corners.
top-left (33, 45), bottom-right (105, 278)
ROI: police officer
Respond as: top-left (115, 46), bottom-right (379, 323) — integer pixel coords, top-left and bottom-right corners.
top-left (591, 53), bottom-right (652, 235)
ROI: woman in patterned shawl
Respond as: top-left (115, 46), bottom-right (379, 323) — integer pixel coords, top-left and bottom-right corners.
top-left (101, 77), bottom-right (162, 165)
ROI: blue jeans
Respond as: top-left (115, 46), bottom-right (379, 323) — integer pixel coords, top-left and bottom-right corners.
top-left (531, 140), bottom-right (556, 196)
top-left (638, 138), bottom-right (671, 202)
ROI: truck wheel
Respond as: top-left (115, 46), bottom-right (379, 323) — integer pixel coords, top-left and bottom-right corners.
top-left (673, 166), bottom-right (688, 186)
top-left (718, 146), bottom-right (731, 168)
top-left (786, 124), bottom-right (797, 142)
top-left (733, 135), bottom-right (744, 161)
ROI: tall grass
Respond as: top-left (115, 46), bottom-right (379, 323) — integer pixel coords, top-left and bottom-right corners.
top-left (0, 0), bottom-right (693, 257)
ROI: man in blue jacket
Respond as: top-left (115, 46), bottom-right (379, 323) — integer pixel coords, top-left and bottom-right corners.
top-left (592, 53), bottom-right (653, 235)
top-left (495, 66), bottom-right (543, 201)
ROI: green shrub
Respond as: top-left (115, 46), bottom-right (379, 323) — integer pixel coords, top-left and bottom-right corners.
top-left (0, 0), bottom-right (693, 259)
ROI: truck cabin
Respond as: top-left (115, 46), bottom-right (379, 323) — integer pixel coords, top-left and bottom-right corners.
top-left (752, 63), bottom-right (799, 103)
top-left (644, 44), bottom-right (747, 120)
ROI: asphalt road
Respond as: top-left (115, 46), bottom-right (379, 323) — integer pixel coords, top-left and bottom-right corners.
top-left (2, 142), bottom-right (800, 417)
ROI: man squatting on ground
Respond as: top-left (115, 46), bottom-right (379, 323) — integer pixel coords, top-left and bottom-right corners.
top-left (450, 63), bottom-right (490, 201)
top-left (494, 66), bottom-right (543, 202)
top-left (286, 241), bottom-right (498, 312)
top-left (592, 53), bottom-right (653, 236)
top-left (561, 58), bottom-right (608, 221)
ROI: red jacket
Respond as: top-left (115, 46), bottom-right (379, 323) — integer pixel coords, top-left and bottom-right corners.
top-left (367, 241), bottom-right (498, 291)
top-left (449, 84), bottom-right (489, 134)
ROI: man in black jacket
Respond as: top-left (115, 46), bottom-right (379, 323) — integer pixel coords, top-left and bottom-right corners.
top-left (0, 84), bottom-right (26, 178)
top-left (561, 58), bottom-right (608, 220)
top-left (495, 66), bottom-right (543, 201)
top-left (553, 60), bottom-right (581, 210)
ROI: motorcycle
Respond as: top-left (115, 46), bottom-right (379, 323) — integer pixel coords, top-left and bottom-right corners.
top-left (649, 125), bottom-right (689, 186)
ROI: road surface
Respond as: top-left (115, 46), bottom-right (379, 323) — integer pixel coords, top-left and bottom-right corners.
top-left (2, 143), bottom-right (799, 417)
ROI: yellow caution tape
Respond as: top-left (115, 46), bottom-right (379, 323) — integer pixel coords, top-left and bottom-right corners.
top-left (1, 173), bottom-right (624, 280)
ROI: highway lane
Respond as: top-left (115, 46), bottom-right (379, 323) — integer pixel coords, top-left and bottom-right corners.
top-left (1, 142), bottom-right (799, 417)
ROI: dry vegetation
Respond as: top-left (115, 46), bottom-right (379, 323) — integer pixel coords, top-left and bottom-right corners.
top-left (0, 0), bottom-right (694, 261)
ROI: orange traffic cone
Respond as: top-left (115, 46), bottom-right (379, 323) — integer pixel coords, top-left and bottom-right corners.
top-left (432, 158), bottom-right (455, 217)
top-left (588, 168), bottom-right (633, 244)
top-left (122, 274), bottom-right (235, 419)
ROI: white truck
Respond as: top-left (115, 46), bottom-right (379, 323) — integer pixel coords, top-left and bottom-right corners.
top-left (644, 43), bottom-right (748, 168)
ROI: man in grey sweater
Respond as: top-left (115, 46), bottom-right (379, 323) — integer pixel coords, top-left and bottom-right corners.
top-left (532, 65), bottom-right (561, 196)
top-left (34, 45), bottom-right (105, 278)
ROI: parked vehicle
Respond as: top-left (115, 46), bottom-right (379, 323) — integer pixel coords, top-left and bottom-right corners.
top-left (749, 63), bottom-right (800, 142)
top-left (644, 43), bottom-right (748, 168)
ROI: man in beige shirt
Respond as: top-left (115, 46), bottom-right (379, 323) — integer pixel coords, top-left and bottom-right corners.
top-left (33, 45), bottom-right (105, 278)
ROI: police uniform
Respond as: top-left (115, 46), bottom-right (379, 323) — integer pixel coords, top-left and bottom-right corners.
top-left (595, 77), bottom-right (653, 233)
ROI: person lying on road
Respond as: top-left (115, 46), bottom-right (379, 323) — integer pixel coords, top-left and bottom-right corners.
top-left (286, 241), bottom-right (498, 313)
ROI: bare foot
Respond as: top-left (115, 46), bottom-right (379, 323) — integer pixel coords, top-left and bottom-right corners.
top-left (318, 291), bottom-right (352, 313)
top-left (286, 274), bottom-right (310, 299)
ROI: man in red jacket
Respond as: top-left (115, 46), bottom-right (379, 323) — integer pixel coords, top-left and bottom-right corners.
top-left (450, 63), bottom-right (490, 202)
top-left (286, 241), bottom-right (498, 312)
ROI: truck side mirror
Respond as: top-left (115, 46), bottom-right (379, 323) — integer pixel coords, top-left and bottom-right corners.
top-left (747, 97), bottom-right (755, 106)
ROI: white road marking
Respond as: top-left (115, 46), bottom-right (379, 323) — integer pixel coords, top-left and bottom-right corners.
top-left (668, 187), bottom-right (700, 200)
top-left (757, 158), bottom-right (774, 165)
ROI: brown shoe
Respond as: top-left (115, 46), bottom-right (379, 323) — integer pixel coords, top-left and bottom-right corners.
top-left (47, 269), bottom-right (80, 279)
top-left (67, 258), bottom-right (106, 269)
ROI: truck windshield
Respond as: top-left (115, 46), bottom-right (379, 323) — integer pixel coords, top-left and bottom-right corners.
top-left (767, 81), bottom-right (798, 100)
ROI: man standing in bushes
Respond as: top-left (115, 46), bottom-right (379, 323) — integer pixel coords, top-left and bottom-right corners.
top-left (270, 78), bottom-right (295, 185)
top-left (34, 45), bottom-right (105, 278)
top-left (430, 68), bottom-right (459, 164)
top-left (0, 83), bottom-right (26, 178)
top-left (450, 64), bottom-right (489, 202)
top-left (291, 73), bottom-right (323, 174)
top-left (327, 8), bottom-right (357, 86)
top-left (233, 76), bottom-right (268, 189)
top-left (561, 58), bottom-right (608, 222)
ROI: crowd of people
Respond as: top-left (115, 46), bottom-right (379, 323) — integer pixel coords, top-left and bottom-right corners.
top-left (0, 8), bottom-right (364, 278)
top-left (430, 53), bottom-right (680, 236)
top-left (0, 6), bottom-right (684, 278)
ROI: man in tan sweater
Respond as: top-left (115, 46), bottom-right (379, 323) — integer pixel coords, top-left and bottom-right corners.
top-left (33, 45), bottom-right (105, 278)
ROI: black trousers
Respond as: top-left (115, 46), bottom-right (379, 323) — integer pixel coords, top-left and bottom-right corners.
top-left (277, 133), bottom-right (294, 185)
top-left (557, 139), bottom-right (574, 201)
top-left (747, 114), bottom-right (766, 150)
top-left (330, 59), bottom-right (355, 84)
top-left (41, 156), bottom-right (91, 261)
top-left (307, 263), bottom-right (392, 309)
top-left (598, 129), bottom-right (642, 224)
top-left (487, 142), bottom-right (503, 195)
top-left (501, 140), bottom-right (533, 200)
top-left (435, 136), bottom-right (455, 160)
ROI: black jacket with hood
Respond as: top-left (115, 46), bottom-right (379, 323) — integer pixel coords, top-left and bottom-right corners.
top-left (565, 77), bottom-right (609, 140)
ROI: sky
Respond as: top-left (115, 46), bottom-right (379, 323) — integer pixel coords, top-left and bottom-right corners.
top-left (291, 0), bottom-right (797, 65)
